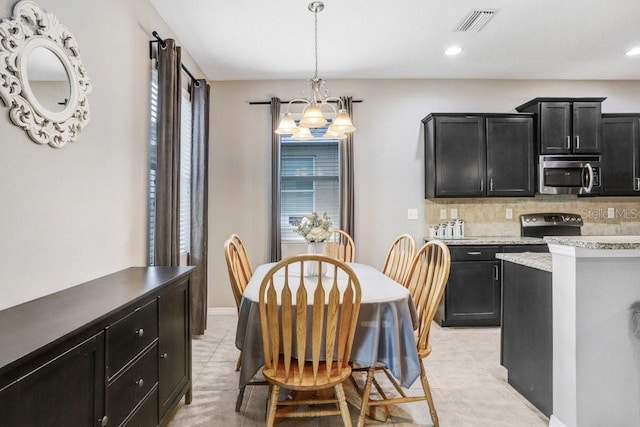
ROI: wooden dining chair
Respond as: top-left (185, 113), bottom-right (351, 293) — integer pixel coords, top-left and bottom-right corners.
top-left (224, 235), bottom-right (263, 411)
top-left (258, 254), bottom-right (362, 426)
top-left (381, 234), bottom-right (416, 285)
top-left (353, 240), bottom-right (451, 427)
top-left (325, 229), bottom-right (355, 262)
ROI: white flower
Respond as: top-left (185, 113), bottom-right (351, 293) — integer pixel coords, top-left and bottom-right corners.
top-left (295, 212), bottom-right (332, 242)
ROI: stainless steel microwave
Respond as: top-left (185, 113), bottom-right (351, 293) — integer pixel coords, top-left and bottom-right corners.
top-left (538, 155), bottom-right (601, 195)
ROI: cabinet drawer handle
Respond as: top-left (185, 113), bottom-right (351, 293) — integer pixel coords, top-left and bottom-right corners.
top-left (494, 265), bottom-right (499, 280)
top-left (135, 328), bottom-right (144, 337)
top-left (635, 177), bottom-right (640, 191)
top-left (566, 135), bottom-right (571, 149)
top-left (99, 416), bottom-right (108, 427)
top-left (480, 178), bottom-right (484, 192)
top-left (136, 378), bottom-right (144, 388)
top-left (575, 135), bottom-right (580, 149)
top-left (467, 251), bottom-right (482, 255)
top-left (161, 352), bottom-right (168, 359)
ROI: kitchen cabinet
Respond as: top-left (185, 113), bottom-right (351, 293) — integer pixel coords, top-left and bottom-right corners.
top-left (423, 113), bottom-right (534, 198)
top-left (0, 267), bottom-right (193, 427)
top-left (435, 243), bottom-right (548, 327)
top-left (601, 114), bottom-right (640, 195)
top-left (515, 97), bottom-right (606, 154)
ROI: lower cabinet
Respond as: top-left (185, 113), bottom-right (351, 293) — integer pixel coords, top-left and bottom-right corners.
top-left (0, 267), bottom-right (193, 427)
top-left (435, 243), bottom-right (548, 327)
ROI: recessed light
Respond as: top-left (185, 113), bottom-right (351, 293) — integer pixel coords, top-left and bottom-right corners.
top-left (445, 46), bottom-right (463, 56)
top-left (626, 47), bottom-right (640, 56)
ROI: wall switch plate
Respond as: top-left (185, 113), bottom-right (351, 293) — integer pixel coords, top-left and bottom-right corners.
top-left (506, 208), bottom-right (513, 219)
top-left (407, 208), bottom-right (418, 220)
top-left (450, 208), bottom-right (458, 219)
top-left (440, 209), bottom-right (447, 220)
top-left (608, 207), bottom-right (615, 219)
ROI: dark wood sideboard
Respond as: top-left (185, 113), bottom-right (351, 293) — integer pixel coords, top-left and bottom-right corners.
top-left (0, 266), bottom-right (193, 427)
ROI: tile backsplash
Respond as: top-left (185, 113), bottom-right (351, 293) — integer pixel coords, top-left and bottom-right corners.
top-left (425, 195), bottom-right (640, 236)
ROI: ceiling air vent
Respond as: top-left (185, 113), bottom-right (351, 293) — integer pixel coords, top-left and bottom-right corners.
top-left (454, 9), bottom-right (499, 32)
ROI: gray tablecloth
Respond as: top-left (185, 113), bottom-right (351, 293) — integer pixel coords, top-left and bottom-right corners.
top-left (235, 262), bottom-right (420, 388)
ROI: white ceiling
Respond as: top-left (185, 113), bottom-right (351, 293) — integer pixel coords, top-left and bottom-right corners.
top-left (149, 0), bottom-right (640, 81)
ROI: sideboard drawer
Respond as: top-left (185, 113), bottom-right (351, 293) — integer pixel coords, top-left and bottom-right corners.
top-left (107, 298), bottom-right (158, 379)
top-left (123, 387), bottom-right (158, 427)
top-left (107, 343), bottom-right (159, 426)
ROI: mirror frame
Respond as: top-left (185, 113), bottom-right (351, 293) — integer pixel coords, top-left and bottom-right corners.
top-left (0, 1), bottom-right (91, 148)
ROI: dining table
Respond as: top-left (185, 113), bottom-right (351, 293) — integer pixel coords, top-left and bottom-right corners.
top-left (235, 261), bottom-right (421, 392)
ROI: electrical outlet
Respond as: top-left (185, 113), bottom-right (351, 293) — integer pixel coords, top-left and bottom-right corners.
top-left (608, 207), bottom-right (615, 219)
top-left (506, 208), bottom-right (513, 219)
top-left (407, 208), bottom-right (418, 220)
top-left (440, 209), bottom-right (447, 220)
top-left (450, 208), bottom-right (458, 219)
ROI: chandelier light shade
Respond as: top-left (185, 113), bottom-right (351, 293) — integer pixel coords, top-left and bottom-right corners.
top-left (275, 1), bottom-right (355, 139)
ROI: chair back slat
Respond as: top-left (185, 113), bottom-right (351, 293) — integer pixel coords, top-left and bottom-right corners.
top-left (281, 275), bottom-right (293, 381)
top-left (405, 241), bottom-right (451, 354)
top-left (231, 234), bottom-right (253, 276)
top-left (224, 237), bottom-right (253, 310)
top-left (258, 254), bottom-right (361, 386)
top-left (382, 234), bottom-right (416, 285)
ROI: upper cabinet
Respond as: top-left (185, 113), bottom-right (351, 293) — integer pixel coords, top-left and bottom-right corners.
top-left (601, 114), bottom-right (640, 195)
top-left (423, 114), bottom-right (535, 198)
top-left (516, 97), bottom-right (606, 155)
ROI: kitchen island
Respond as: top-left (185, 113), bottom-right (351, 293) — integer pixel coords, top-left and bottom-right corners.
top-left (544, 236), bottom-right (640, 427)
top-left (497, 251), bottom-right (553, 417)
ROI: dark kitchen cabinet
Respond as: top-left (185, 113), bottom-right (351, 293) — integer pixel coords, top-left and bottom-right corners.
top-left (0, 267), bottom-right (193, 427)
top-left (423, 113), bottom-right (534, 198)
top-left (486, 116), bottom-right (535, 196)
top-left (601, 114), bottom-right (640, 195)
top-left (435, 243), bottom-right (548, 327)
top-left (516, 97), bottom-right (606, 154)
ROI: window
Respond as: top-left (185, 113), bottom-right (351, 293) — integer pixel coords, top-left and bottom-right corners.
top-left (280, 126), bottom-right (341, 242)
top-left (148, 68), bottom-right (193, 265)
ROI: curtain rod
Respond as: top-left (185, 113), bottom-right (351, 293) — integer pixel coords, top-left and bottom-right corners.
top-left (250, 99), bottom-right (362, 105)
top-left (150, 31), bottom-right (201, 87)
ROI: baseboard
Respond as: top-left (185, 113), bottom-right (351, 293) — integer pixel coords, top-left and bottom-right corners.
top-left (208, 307), bottom-right (237, 315)
top-left (548, 415), bottom-right (567, 427)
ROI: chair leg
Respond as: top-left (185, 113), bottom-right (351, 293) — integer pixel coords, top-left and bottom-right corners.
top-left (357, 367), bottom-right (376, 427)
top-left (419, 362), bottom-right (439, 427)
top-left (335, 383), bottom-right (352, 427)
top-left (235, 351), bottom-right (242, 372)
top-left (235, 385), bottom-right (245, 413)
top-left (266, 384), bottom-right (279, 427)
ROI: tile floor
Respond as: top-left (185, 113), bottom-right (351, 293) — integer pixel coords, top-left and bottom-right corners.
top-left (166, 312), bottom-right (549, 426)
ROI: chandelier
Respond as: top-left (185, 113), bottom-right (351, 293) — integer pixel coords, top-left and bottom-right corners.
top-left (275, 1), bottom-right (355, 140)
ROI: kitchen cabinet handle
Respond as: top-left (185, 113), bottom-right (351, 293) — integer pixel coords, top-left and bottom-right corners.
top-left (467, 251), bottom-right (482, 255)
top-left (566, 136), bottom-right (571, 149)
top-left (489, 178), bottom-right (494, 192)
top-left (494, 265), bottom-right (499, 280)
top-left (480, 178), bottom-right (484, 192)
top-left (575, 135), bottom-right (580, 149)
top-left (635, 177), bottom-right (640, 191)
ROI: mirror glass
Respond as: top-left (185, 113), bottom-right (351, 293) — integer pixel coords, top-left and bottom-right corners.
top-left (25, 46), bottom-right (70, 114)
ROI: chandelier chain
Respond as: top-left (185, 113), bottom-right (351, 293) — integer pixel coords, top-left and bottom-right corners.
top-left (314, 8), bottom-right (318, 80)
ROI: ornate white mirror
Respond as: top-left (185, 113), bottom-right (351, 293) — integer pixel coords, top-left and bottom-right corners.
top-left (0, 1), bottom-right (91, 148)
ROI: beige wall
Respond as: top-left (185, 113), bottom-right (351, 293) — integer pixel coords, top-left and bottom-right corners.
top-left (0, 0), bottom-right (204, 310)
top-left (209, 79), bottom-right (640, 308)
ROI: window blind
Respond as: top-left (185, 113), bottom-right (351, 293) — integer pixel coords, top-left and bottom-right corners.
top-left (148, 67), bottom-right (158, 265)
top-left (179, 88), bottom-right (192, 259)
top-left (280, 126), bottom-right (341, 241)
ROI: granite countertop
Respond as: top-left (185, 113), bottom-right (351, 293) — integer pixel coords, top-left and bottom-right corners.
top-left (496, 252), bottom-right (553, 272)
top-left (544, 235), bottom-right (640, 250)
top-left (425, 236), bottom-right (545, 246)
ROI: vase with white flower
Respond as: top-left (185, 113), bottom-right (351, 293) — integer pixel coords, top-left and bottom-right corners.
top-left (296, 212), bottom-right (332, 276)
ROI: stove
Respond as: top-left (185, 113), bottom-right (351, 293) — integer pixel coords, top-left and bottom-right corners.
top-left (520, 212), bottom-right (583, 238)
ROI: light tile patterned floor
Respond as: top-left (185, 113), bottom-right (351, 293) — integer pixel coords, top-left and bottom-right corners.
top-left (166, 313), bottom-right (548, 426)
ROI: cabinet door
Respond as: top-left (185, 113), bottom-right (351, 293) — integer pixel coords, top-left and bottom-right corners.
top-left (0, 332), bottom-right (105, 427)
top-left (601, 116), bottom-right (640, 195)
top-left (158, 278), bottom-right (191, 421)
top-left (486, 117), bottom-right (535, 196)
top-left (445, 261), bottom-right (501, 326)
top-left (573, 102), bottom-right (602, 154)
top-left (539, 102), bottom-right (571, 154)
top-left (434, 116), bottom-right (486, 197)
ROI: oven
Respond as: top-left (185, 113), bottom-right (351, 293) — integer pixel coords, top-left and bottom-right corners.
top-left (520, 212), bottom-right (583, 238)
top-left (538, 155), bottom-right (601, 195)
